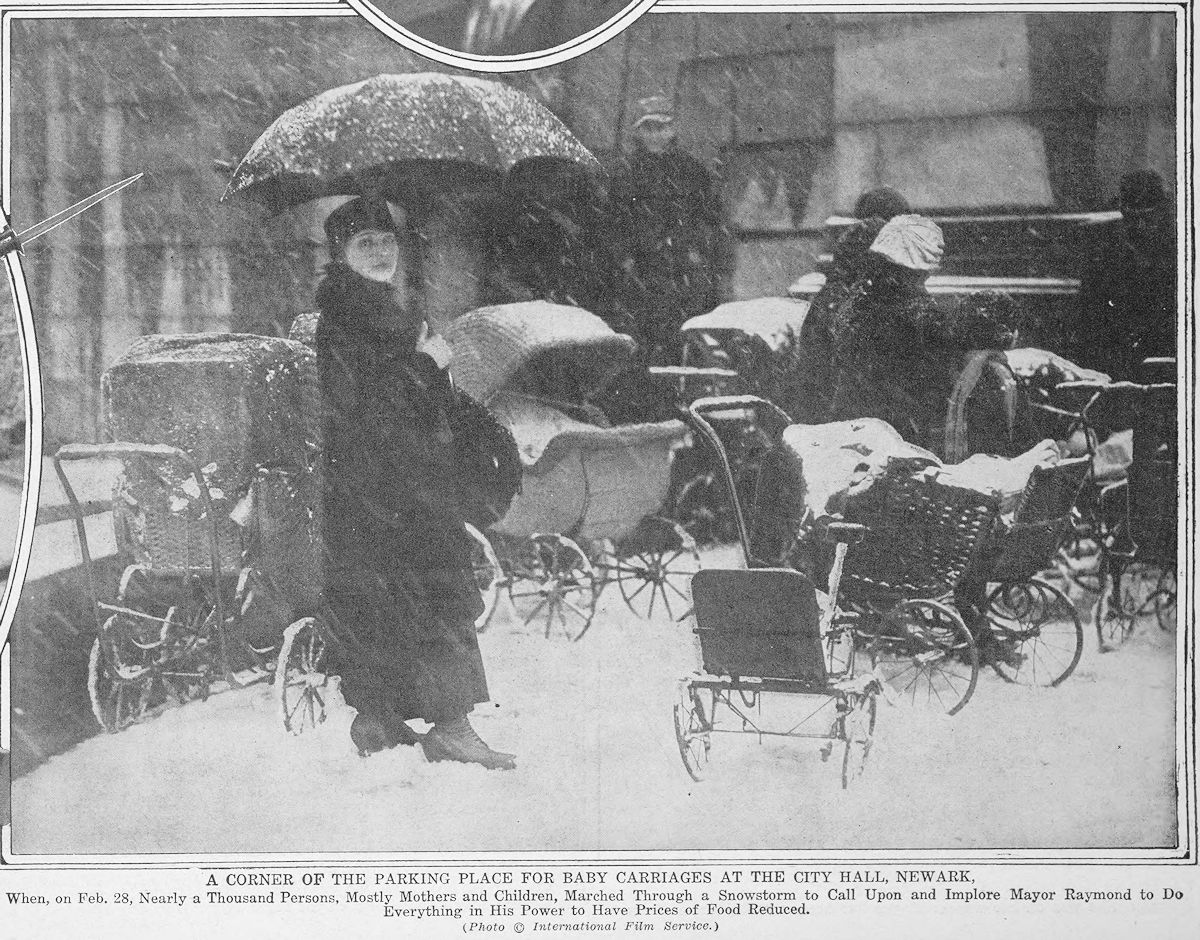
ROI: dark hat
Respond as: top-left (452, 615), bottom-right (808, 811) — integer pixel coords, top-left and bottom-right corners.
top-left (1118, 170), bottom-right (1168, 213)
top-left (324, 196), bottom-right (398, 251)
top-left (853, 186), bottom-right (911, 221)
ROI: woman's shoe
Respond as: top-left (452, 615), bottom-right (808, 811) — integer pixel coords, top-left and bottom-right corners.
top-left (422, 716), bottom-right (515, 770)
top-left (350, 712), bottom-right (421, 757)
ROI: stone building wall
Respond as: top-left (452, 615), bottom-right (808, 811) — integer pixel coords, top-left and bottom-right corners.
top-left (6, 10), bottom-right (1177, 444)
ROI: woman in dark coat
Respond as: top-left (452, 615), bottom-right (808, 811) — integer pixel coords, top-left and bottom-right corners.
top-left (828, 214), bottom-right (951, 448)
top-left (316, 196), bottom-right (514, 770)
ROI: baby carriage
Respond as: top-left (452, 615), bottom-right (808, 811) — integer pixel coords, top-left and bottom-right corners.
top-left (674, 396), bottom-right (880, 787)
top-left (442, 302), bottom-right (696, 640)
top-left (709, 408), bottom-right (1002, 716)
top-left (659, 298), bottom-right (811, 546)
top-left (54, 334), bottom-right (322, 733)
top-left (1038, 375), bottom-right (1178, 648)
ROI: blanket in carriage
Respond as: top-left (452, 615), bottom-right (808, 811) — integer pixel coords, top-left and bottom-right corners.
top-left (485, 392), bottom-right (686, 542)
top-left (777, 418), bottom-right (1062, 528)
top-left (442, 302), bottom-right (687, 542)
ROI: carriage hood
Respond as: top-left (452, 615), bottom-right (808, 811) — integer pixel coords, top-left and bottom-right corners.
top-left (443, 301), bottom-right (637, 403)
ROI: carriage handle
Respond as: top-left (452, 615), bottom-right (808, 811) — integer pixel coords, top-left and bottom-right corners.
top-left (53, 442), bottom-right (231, 645)
top-left (685, 395), bottom-right (793, 568)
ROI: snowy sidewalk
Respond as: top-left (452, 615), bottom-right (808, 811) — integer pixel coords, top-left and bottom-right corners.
top-left (10, 575), bottom-right (1178, 856)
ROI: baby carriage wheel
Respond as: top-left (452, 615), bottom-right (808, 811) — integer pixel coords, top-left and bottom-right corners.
top-left (507, 534), bottom-right (598, 641)
top-left (1094, 590), bottom-right (1134, 651)
top-left (1153, 567), bottom-right (1177, 632)
top-left (867, 599), bottom-right (979, 715)
top-left (984, 578), bottom-right (1084, 687)
top-left (466, 523), bottom-right (503, 632)
top-left (1117, 561), bottom-right (1174, 628)
top-left (608, 516), bottom-right (701, 622)
top-left (839, 692), bottom-right (877, 789)
top-left (275, 617), bottom-right (329, 733)
top-left (673, 678), bottom-right (713, 781)
top-left (88, 608), bottom-right (204, 733)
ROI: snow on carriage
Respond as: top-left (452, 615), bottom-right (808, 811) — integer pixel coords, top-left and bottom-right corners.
top-left (53, 333), bottom-right (323, 733)
top-left (442, 301), bottom-right (698, 640)
top-left (652, 297), bottom-right (811, 546)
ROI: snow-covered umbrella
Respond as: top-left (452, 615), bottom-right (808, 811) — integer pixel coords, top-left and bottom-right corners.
top-left (221, 72), bottom-right (600, 214)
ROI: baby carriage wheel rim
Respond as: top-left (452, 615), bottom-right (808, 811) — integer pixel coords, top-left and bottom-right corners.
top-left (673, 678), bottom-right (712, 782)
top-left (506, 534), bottom-right (597, 641)
top-left (840, 692), bottom-right (877, 789)
top-left (984, 577), bottom-right (1084, 687)
top-left (869, 599), bottom-right (979, 716)
top-left (88, 611), bottom-right (200, 733)
top-left (275, 617), bottom-right (330, 734)
top-left (609, 517), bottom-right (701, 622)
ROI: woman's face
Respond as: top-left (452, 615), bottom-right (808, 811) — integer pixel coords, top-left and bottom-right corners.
top-left (344, 229), bottom-right (399, 283)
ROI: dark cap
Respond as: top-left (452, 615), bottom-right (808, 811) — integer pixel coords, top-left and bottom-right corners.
top-left (324, 196), bottom-right (398, 252)
top-left (853, 186), bottom-right (911, 222)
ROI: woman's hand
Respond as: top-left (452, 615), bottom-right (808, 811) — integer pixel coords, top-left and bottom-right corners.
top-left (417, 321), bottom-right (453, 370)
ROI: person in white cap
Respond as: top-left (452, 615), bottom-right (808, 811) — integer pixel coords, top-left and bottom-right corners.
top-left (608, 93), bottom-right (733, 364)
top-left (828, 214), bottom-right (952, 447)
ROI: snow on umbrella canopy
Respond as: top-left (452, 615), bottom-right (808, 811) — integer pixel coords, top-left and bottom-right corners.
top-left (222, 72), bottom-right (601, 214)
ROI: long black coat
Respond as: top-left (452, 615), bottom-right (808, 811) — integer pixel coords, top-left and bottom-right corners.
top-left (1077, 221), bottom-right (1176, 380)
top-left (609, 143), bottom-right (732, 361)
top-left (316, 263), bottom-right (487, 724)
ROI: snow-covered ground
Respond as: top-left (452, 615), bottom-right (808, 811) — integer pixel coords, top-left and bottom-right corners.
top-left (10, 556), bottom-right (1179, 856)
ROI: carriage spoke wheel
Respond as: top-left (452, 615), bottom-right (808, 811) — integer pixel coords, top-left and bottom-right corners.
top-left (1094, 559), bottom-right (1137, 651)
top-left (1154, 567), bottom-right (1177, 633)
top-left (840, 693), bottom-right (877, 789)
top-left (88, 610), bottom-right (198, 733)
top-left (984, 577), bottom-right (1084, 687)
top-left (673, 679), bottom-right (713, 782)
top-left (609, 517), bottom-right (701, 623)
top-left (869, 599), bottom-right (979, 715)
top-left (507, 534), bottom-right (597, 642)
top-left (1094, 590), bottom-right (1134, 651)
top-left (275, 617), bottom-right (329, 733)
top-left (466, 523), bottom-right (504, 632)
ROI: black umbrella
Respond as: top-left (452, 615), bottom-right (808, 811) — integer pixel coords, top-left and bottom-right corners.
top-left (222, 72), bottom-right (600, 214)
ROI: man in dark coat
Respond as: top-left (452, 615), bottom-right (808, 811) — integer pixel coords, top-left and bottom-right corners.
top-left (608, 94), bottom-right (732, 364)
top-left (316, 196), bottom-right (514, 770)
top-left (1077, 169), bottom-right (1176, 380)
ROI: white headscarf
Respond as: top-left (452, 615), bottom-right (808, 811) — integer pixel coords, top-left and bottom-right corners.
top-left (868, 214), bottom-right (945, 271)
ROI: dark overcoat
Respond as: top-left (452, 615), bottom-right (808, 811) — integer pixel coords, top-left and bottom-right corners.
top-left (315, 262), bottom-right (487, 724)
top-left (608, 143), bottom-right (732, 361)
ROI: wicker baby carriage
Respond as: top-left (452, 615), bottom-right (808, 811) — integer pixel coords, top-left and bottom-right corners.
top-left (443, 302), bottom-right (695, 640)
top-left (831, 459), bottom-right (1000, 715)
top-left (54, 334), bottom-right (322, 733)
top-left (961, 455), bottom-right (1091, 687)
